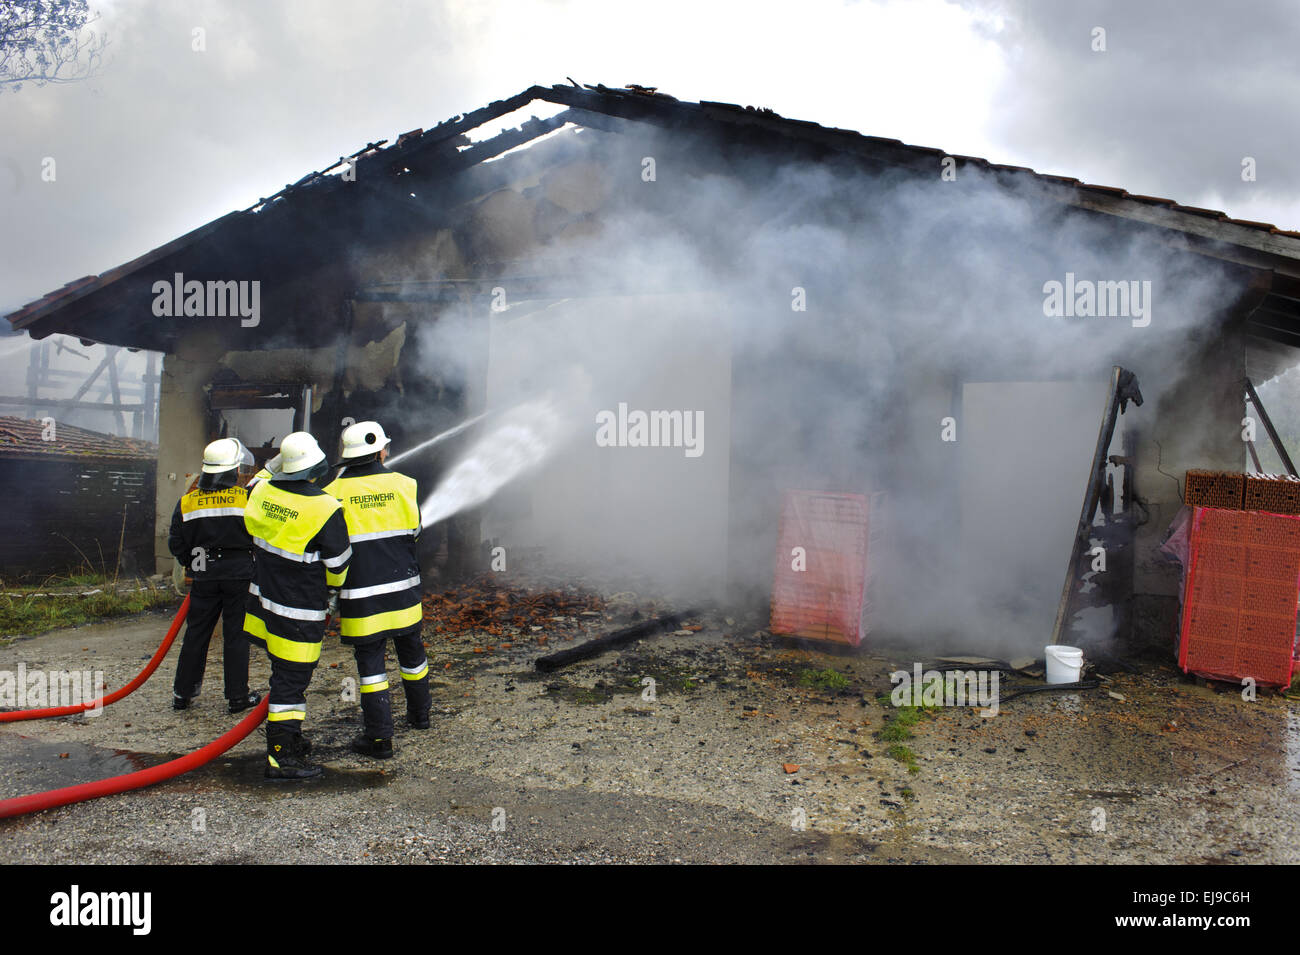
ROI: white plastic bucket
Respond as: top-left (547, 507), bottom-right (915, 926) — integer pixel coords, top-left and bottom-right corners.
top-left (1044, 645), bottom-right (1083, 684)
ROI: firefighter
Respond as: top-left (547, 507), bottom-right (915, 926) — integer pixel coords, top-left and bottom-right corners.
top-left (243, 432), bottom-right (352, 780)
top-left (169, 436), bottom-right (262, 712)
top-left (325, 421), bottom-right (430, 759)
top-left (168, 438), bottom-right (261, 714)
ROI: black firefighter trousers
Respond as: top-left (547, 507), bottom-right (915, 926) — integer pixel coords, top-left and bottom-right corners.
top-left (352, 627), bottom-right (431, 740)
top-left (174, 578), bottom-right (252, 702)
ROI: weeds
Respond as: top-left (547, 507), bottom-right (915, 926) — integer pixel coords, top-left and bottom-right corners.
top-left (798, 667), bottom-right (850, 691)
top-left (0, 579), bottom-right (175, 640)
top-left (886, 743), bottom-right (920, 774)
top-left (879, 705), bottom-right (931, 772)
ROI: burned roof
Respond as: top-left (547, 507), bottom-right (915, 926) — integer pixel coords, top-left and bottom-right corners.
top-left (0, 415), bottom-right (157, 462)
top-left (10, 81), bottom-right (1300, 352)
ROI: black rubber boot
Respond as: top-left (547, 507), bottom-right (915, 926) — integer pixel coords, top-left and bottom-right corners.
top-left (265, 753), bottom-right (323, 780)
top-left (351, 735), bottom-right (393, 759)
top-left (228, 691), bottom-right (262, 715)
top-left (173, 694), bottom-right (193, 711)
top-left (266, 734), bottom-right (322, 780)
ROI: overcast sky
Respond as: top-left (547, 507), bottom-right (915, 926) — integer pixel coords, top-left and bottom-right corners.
top-left (2, 0), bottom-right (1298, 316)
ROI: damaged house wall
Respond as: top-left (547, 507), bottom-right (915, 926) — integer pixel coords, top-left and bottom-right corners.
top-left (154, 332), bottom-right (218, 572)
top-left (253, 120), bottom-right (1287, 655)
top-left (13, 86), bottom-right (1300, 659)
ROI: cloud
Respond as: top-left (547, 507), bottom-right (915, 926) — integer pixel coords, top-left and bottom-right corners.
top-left (956, 0), bottom-right (1300, 229)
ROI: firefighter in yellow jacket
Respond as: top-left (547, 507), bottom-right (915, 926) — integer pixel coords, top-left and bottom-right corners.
top-left (325, 421), bottom-right (430, 759)
top-left (167, 438), bottom-right (260, 714)
top-left (244, 432), bottom-right (352, 780)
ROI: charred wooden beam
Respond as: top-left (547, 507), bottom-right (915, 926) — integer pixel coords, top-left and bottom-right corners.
top-left (534, 609), bottom-right (701, 672)
top-left (1050, 365), bottom-right (1142, 646)
top-left (0, 395), bottom-right (147, 412)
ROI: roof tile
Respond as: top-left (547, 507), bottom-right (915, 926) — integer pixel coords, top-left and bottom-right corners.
top-left (0, 416), bottom-right (157, 461)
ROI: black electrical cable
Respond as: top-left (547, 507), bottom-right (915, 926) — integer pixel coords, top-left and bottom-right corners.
top-left (908, 662), bottom-right (1103, 704)
top-left (996, 678), bottom-right (1101, 702)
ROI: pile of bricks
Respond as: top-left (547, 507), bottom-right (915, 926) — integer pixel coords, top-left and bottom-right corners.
top-left (1183, 469), bottom-right (1245, 509)
top-left (1243, 473), bottom-right (1300, 515)
top-left (1185, 469), bottom-right (1300, 515)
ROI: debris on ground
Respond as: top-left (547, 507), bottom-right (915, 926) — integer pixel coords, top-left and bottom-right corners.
top-left (421, 577), bottom-right (604, 638)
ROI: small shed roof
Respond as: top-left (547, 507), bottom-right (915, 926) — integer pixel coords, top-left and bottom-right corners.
top-left (0, 415), bottom-right (157, 462)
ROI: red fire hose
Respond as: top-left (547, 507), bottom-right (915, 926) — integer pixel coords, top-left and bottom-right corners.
top-left (0, 697), bottom-right (269, 819)
top-left (0, 595), bottom-right (191, 723)
top-left (0, 601), bottom-right (333, 818)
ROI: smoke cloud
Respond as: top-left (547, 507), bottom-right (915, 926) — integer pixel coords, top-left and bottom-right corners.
top-left (384, 122), bottom-right (1242, 653)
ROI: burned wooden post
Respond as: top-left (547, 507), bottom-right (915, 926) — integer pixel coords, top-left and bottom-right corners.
top-left (1050, 365), bottom-right (1143, 647)
top-left (534, 609), bottom-right (701, 672)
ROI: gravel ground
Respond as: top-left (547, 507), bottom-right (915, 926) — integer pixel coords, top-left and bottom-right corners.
top-left (2, 590), bottom-right (1297, 864)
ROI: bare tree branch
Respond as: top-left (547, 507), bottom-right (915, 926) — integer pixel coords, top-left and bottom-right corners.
top-left (0, 0), bottom-right (108, 92)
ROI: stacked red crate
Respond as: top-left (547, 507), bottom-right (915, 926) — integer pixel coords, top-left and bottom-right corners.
top-left (1179, 506), bottom-right (1300, 686)
top-left (769, 490), bottom-right (883, 647)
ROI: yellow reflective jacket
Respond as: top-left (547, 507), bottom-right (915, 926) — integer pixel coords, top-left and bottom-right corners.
top-left (325, 461), bottom-right (422, 643)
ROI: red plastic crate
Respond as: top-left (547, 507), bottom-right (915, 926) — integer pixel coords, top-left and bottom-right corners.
top-left (1179, 507), bottom-right (1300, 686)
top-left (769, 490), bottom-right (883, 647)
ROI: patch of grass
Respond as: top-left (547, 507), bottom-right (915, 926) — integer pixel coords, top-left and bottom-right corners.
top-left (63, 571), bottom-right (112, 588)
top-left (0, 583), bottom-right (175, 640)
top-left (879, 720), bottom-right (912, 742)
top-left (886, 743), bottom-right (920, 774)
top-left (798, 667), bottom-right (850, 691)
top-left (879, 704), bottom-right (931, 741)
top-left (878, 705), bottom-right (932, 770)
top-left (893, 705), bottom-right (925, 726)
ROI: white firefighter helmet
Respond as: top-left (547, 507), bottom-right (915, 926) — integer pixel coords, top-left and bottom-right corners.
top-left (202, 438), bottom-right (253, 474)
top-left (340, 420), bottom-right (391, 460)
top-left (277, 432), bottom-right (326, 474)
